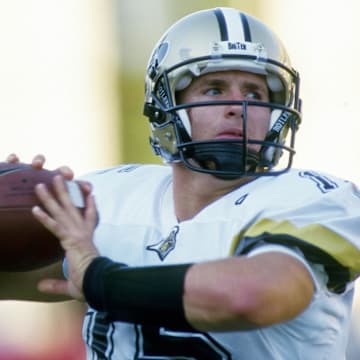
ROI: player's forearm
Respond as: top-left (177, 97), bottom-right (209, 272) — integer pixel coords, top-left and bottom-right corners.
top-left (82, 257), bottom-right (249, 331)
top-left (78, 256), bottom-right (276, 333)
top-left (82, 254), bottom-right (314, 332)
top-left (82, 257), bottom-right (195, 331)
top-left (183, 258), bottom-right (260, 331)
top-left (184, 255), bottom-right (314, 331)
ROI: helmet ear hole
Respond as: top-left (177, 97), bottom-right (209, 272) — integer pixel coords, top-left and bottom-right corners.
top-left (143, 103), bottom-right (167, 125)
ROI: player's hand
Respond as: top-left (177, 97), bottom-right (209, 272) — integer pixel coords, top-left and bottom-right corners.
top-left (6, 153), bottom-right (92, 198)
top-left (6, 153), bottom-right (74, 180)
top-left (32, 175), bottom-right (99, 301)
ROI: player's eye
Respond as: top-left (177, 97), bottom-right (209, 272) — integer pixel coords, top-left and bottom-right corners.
top-left (245, 91), bottom-right (262, 100)
top-left (204, 87), bottom-right (222, 96)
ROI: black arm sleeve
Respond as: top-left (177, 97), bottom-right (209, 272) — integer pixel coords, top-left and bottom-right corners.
top-left (82, 257), bottom-right (195, 331)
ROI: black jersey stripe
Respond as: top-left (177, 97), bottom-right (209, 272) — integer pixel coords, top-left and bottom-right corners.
top-left (86, 311), bottom-right (115, 359)
top-left (214, 8), bottom-right (229, 41)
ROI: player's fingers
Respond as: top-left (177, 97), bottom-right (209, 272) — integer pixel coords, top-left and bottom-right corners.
top-left (77, 180), bottom-right (93, 196)
top-left (31, 154), bottom-right (46, 169)
top-left (37, 279), bottom-right (82, 300)
top-left (85, 194), bottom-right (98, 229)
top-left (37, 278), bottom-right (66, 294)
top-left (52, 176), bottom-right (83, 220)
top-left (52, 175), bottom-right (71, 204)
top-left (32, 205), bottom-right (66, 238)
top-left (57, 165), bottom-right (74, 180)
top-left (34, 183), bottom-right (60, 211)
top-left (6, 153), bottom-right (19, 163)
top-left (33, 182), bottom-right (65, 222)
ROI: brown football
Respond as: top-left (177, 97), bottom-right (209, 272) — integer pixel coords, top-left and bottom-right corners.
top-left (0, 162), bottom-right (85, 271)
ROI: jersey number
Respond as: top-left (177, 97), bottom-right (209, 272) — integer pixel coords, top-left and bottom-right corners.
top-left (136, 325), bottom-right (231, 359)
top-left (86, 312), bottom-right (231, 359)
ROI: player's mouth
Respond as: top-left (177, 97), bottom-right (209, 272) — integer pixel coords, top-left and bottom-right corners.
top-left (215, 128), bottom-right (243, 140)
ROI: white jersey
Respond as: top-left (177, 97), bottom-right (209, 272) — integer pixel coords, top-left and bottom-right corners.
top-left (78, 164), bottom-right (360, 360)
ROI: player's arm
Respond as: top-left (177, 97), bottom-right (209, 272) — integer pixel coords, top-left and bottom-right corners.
top-left (182, 252), bottom-right (314, 331)
top-left (77, 252), bottom-right (314, 332)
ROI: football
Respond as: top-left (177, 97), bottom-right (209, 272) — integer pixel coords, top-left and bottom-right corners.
top-left (0, 162), bottom-right (85, 271)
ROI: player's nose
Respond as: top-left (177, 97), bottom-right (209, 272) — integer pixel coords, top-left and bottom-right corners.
top-left (224, 90), bottom-right (244, 119)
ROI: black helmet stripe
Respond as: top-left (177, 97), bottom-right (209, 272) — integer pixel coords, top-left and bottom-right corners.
top-left (240, 13), bottom-right (252, 41)
top-left (214, 8), bottom-right (229, 40)
top-left (214, 8), bottom-right (252, 42)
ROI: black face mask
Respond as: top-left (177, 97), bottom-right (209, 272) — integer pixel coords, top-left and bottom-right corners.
top-left (178, 139), bottom-right (261, 180)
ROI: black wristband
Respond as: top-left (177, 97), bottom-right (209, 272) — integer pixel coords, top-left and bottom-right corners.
top-left (83, 257), bottom-right (194, 331)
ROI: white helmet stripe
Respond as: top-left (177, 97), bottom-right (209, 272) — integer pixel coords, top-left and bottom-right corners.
top-left (215, 8), bottom-right (251, 42)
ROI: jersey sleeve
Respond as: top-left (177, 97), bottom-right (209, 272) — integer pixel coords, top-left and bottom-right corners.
top-left (233, 176), bottom-right (360, 294)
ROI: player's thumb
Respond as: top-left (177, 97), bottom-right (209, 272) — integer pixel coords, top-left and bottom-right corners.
top-left (37, 278), bottom-right (83, 301)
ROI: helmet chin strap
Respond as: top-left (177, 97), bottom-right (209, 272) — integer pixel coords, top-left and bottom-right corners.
top-left (178, 140), bottom-right (260, 180)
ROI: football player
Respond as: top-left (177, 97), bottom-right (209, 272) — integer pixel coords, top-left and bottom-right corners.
top-left (5, 7), bottom-right (360, 360)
